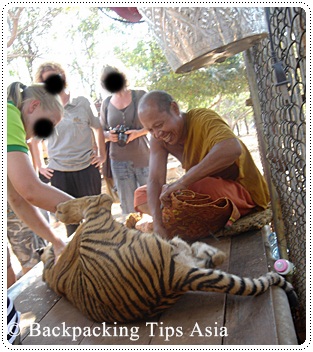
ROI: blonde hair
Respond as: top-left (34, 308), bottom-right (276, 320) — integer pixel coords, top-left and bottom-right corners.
top-left (34, 62), bottom-right (67, 88)
top-left (7, 81), bottom-right (64, 115)
top-left (100, 65), bottom-right (128, 91)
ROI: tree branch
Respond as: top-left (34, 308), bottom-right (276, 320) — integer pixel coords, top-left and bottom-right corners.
top-left (7, 7), bottom-right (24, 48)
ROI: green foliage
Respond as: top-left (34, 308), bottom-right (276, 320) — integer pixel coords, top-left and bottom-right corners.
top-left (66, 8), bottom-right (102, 99)
top-left (213, 92), bottom-right (253, 131)
top-left (6, 5), bottom-right (253, 130)
top-left (7, 7), bottom-right (64, 79)
top-left (114, 35), bottom-right (250, 111)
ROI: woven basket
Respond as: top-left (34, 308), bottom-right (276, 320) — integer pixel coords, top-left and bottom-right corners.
top-left (162, 190), bottom-right (239, 240)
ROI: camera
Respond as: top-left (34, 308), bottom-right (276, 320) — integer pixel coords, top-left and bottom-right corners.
top-left (112, 125), bottom-right (130, 147)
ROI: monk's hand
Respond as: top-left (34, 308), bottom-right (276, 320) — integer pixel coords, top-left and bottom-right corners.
top-left (160, 180), bottom-right (187, 208)
top-left (153, 222), bottom-right (170, 240)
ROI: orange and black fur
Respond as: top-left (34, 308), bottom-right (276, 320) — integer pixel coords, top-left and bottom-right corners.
top-left (40, 194), bottom-right (295, 323)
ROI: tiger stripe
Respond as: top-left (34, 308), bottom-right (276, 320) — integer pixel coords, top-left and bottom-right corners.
top-left (40, 194), bottom-right (296, 324)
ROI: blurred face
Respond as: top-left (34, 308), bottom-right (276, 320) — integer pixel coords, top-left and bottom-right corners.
top-left (139, 101), bottom-right (185, 145)
top-left (41, 70), bottom-right (59, 82)
top-left (41, 69), bottom-right (67, 106)
top-left (22, 99), bottom-right (62, 139)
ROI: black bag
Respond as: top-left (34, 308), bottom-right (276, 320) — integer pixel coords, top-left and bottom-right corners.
top-left (101, 144), bottom-right (119, 202)
top-left (102, 141), bottom-right (112, 179)
top-left (101, 97), bottom-right (119, 202)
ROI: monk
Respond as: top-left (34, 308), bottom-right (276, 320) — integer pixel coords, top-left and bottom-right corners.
top-left (134, 90), bottom-right (270, 238)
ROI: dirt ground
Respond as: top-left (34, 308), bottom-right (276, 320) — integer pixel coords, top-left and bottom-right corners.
top-left (9, 130), bottom-right (263, 279)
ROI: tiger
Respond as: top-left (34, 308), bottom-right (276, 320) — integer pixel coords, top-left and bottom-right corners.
top-left (39, 193), bottom-right (296, 324)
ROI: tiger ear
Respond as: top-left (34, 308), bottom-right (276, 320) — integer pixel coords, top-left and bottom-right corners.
top-left (97, 193), bottom-right (113, 211)
top-left (36, 248), bottom-right (45, 256)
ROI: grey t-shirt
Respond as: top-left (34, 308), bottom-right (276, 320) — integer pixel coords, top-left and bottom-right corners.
top-left (100, 90), bottom-right (150, 168)
top-left (47, 95), bottom-right (101, 171)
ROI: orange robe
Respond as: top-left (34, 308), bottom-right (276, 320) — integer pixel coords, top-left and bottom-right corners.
top-left (183, 109), bottom-right (270, 210)
top-left (135, 109), bottom-right (270, 217)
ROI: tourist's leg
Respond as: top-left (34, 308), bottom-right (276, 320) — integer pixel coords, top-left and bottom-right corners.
top-left (111, 160), bottom-right (137, 214)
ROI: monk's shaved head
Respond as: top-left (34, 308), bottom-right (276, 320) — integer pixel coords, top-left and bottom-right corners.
top-left (138, 90), bottom-right (174, 115)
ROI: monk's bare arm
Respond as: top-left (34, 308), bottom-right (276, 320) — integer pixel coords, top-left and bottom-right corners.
top-left (147, 137), bottom-right (168, 233)
top-left (181, 138), bottom-right (242, 185)
top-left (160, 138), bottom-right (242, 205)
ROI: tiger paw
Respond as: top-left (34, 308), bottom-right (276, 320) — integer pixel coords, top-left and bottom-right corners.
top-left (191, 242), bottom-right (226, 268)
top-left (135, 214), bottom-right (154, 233)
top-left (125, 213), bottom-right (142, 229)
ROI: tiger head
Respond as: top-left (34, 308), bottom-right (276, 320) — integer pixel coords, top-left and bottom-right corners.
top-left (56, 193), bottom-right (114, 225)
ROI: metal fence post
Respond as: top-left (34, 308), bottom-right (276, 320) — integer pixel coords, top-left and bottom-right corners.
top-left (244, 48), bottom-right (289, 260)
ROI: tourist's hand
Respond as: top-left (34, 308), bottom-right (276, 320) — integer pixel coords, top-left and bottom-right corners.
top-left (108, 130), bottom-right (119, 143)
top-left (125, 129), bottom-right (140, 143)
top-left (91, 153), bottom-right (106, 169)
top-left (53, 238), bottom-right (67, 262)
top-left (39, 166), bottom-right (54, 179)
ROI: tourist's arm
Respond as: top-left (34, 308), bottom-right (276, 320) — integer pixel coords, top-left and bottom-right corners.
top-left (7, 151), bottom-right (73, 212)
top-left (91, 127), bottom-right (107, 168)
top-left (7, 177), bottom-right (66, 257)
top-left (28, 138), bottom-right (54, 179)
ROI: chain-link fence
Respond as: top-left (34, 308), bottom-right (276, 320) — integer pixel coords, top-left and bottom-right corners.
top-left (247, 7), bottom-right (306, 342)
